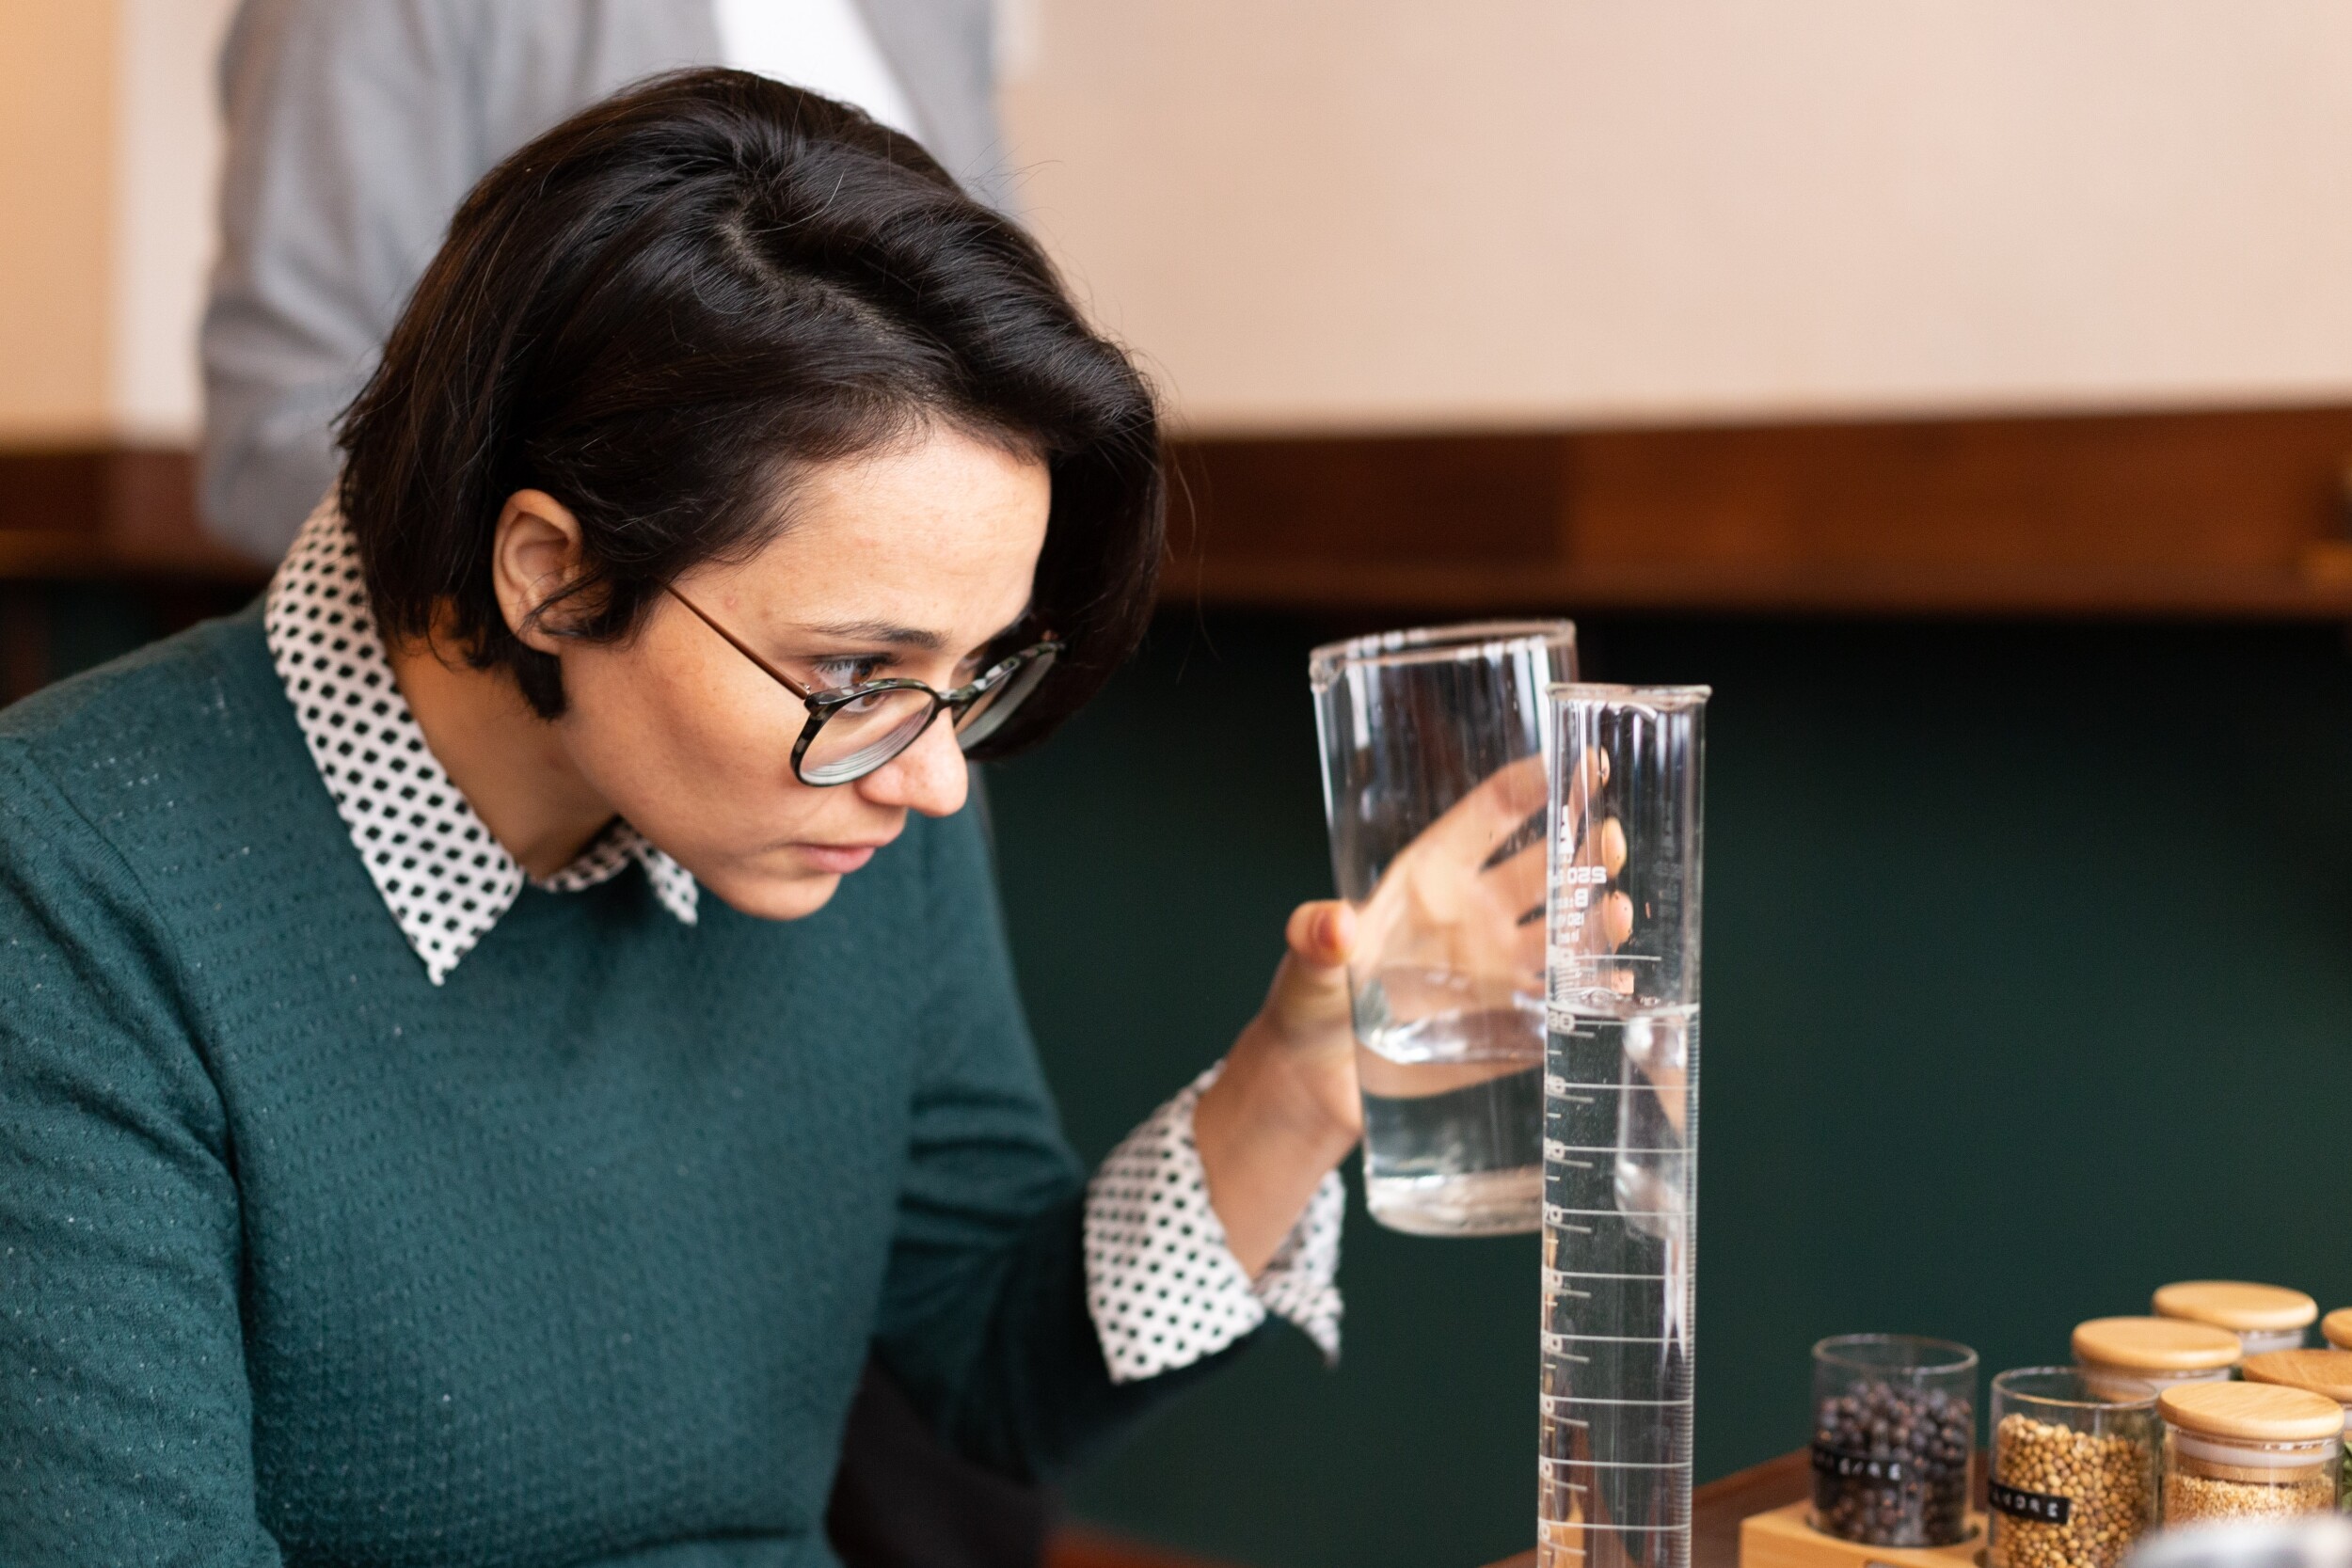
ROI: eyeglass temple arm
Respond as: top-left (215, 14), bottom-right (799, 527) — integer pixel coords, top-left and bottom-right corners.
top-left (663, 584), bottom-right (814, 700)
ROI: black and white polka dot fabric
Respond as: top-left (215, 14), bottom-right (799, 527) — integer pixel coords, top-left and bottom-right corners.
top-left (266, 497), bottom-right (1344, 1373)
top-left (1086, 1067), bottom-right (1345, 1382)
top-left (263, 498), bottom-right (698, 985)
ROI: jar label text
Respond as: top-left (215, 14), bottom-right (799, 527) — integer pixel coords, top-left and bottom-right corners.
top-left (1812, 1445), bottom-right (1909, 1484)
top-left (1989, 1480), bottom-right (2074, 1525)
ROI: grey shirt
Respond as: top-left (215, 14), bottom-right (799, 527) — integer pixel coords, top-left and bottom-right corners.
top-left (200, 0), bottom-right (1005, 561)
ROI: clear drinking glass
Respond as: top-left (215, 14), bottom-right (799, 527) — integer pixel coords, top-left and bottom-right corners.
top-left (1539, 684), bottom-right (1709, 1568)
top-left (1310, 620), bottom-right (1578, 1237)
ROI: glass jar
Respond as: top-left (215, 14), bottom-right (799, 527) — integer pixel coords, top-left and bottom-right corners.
top-left (2324, 1309), bottom-right (2352, 1353)
top-left (2073, 1317), bottom-right (2239, 1402)
top-left (1987, 1368), bottom-right (2158, 1568)
top-left (2242, 1350), bottom-right (2352, 1512)
top-left (2160, 1381), bottom-right (2343, 1525)
top-left (2155, 1281), bottom-right (2318, 1358)
top-left (1810, 1334), bottom-right (1978, 1547)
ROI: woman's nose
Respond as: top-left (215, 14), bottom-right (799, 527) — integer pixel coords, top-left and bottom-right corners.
top-left (854, 710), bottom-right (968, 817)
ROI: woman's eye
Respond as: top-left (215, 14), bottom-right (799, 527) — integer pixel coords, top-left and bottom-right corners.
top-left (810, 656), bottom-right (889, 691)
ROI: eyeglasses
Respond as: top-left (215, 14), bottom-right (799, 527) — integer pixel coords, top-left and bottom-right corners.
top-left (664, 585), bottom-right (1065, 786)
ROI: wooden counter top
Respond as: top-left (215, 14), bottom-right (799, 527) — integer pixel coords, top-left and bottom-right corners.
top-left (1048, 1449), bottom-right (1814, 1568)
top-left (1484, 1449), bottom-right (1814, 1568)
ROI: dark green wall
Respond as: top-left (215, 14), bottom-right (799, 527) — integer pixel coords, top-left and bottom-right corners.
top-left (984, 611), bottom-right (2352, 1568)
top-left (26, 591), bottom-right (2352, 1567)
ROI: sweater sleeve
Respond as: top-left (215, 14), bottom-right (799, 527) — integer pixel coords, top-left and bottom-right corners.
top-left (865, 806), bottom-right (1244, 1482)
top-left (0, 748), bottom-right (283, 1565)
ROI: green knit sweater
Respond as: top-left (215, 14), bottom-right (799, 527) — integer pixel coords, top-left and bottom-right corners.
top-left (0, 605), bottom-right (1200, 1566)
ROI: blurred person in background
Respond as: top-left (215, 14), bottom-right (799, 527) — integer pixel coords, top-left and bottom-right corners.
top-left (202, 0), bottom-right (1005, 563)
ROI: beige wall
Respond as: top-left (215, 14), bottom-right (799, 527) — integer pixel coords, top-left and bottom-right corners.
top-left (0, 0), bottom-right (230, 445)
top-left (1002, 0), bottom-right (2352, 433)
top-left (0, 3), bottom-right (117, 439)
top-left (113, 0), bottom-right (233, 440)
top-left (8, 3), bottom-right (2349, 444)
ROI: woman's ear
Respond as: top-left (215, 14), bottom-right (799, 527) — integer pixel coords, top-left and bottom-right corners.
top-left (492, 489), bottom-right (588, 653)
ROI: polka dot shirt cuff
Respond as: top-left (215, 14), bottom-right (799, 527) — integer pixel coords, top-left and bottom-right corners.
top-left (1084, 1066), bottom-right (1345, 1385)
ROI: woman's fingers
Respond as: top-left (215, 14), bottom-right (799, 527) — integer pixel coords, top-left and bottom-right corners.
top-left (1353, 745), bottom-right (1640, 999)
top-left (1597, 816), bottom-right (1627, 878)
top-left (1603, 890), bottom-right (1634, 948)
top-left (1417, 753), bottom-right (1548, 866)
top-left (1285, 899), bottom-right (1355, 969)
top-left (1486, 838), bottom-right (1547, 920)
top-left (1554, 748), bottom-right (1607, 844)
top-left (1258, 901), bottom-right (1359, 1047)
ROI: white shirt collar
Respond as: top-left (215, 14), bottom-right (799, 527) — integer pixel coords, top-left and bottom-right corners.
top-left (264, 498), bottom-right (697, 985)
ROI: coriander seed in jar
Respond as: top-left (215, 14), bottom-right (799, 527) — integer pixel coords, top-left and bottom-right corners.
top-left (2154, 1282), bottom-right (2318, 1358)
top-left (1987, 1368), bottom-right (2158, 1568)
top-left (2242, 1350), bottom-right (2352, 1512)
top-left (2159, 1381), bottom-right (2342, 1526)
top-left (2073, 1317), bottom-right (2239, 1402)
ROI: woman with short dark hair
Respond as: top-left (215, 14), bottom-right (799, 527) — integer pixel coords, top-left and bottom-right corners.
top-left (0, 71), bottom-right (1362, 1565)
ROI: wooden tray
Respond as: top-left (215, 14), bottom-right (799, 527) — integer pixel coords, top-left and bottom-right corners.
top-left (1740, 1501), bottom-right (1986, 1568)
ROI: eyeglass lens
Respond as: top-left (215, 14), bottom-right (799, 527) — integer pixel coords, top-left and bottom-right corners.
top-left (799, 688), bottom-right (940, 785)
top-left (797, 645), bottom-right (1059, 785)
top-left (952, 646), bottom-right (1057, 748)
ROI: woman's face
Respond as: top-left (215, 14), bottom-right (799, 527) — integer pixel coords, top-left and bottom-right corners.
top-left (520, 425), bottom-right (1052, 921)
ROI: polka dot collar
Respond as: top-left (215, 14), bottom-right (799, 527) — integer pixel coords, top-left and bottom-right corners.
top-left (263, 498), bottom-right (697, 985)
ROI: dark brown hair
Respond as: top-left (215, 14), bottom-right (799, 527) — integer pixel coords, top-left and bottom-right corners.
top-left (338, 68), bottom-right (1162, 743)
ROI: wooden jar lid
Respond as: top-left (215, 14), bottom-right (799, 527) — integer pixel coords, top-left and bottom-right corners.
top-left (2074, 1315), bottom-right (2243, 1370)
top-left (2325, 1308), bottom-right (2352, 1350)
top-left (2243, 1350), bottom-right (2352, 1406)
top-left (2159, 1379), bottom-right (2345, 1442)
top-left (2154, 1281), bottom-right (2319, 1332)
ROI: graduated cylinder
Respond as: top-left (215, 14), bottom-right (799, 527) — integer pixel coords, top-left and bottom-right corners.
top-left (1539, 685), bottom-right (1709, 1568)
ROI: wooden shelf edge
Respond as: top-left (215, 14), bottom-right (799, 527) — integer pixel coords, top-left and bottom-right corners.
top-left (0, 531), bottom-right (266, 586)
top-left (19, 415), bottom-right (2352, 618)
top-left (1173, 560), bottom-right (2352, 619)
top-left (1169, 404), bottom-right (2352, 618)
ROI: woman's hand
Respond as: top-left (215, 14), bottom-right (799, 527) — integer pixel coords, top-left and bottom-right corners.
top-left (1191, 752), bottom-right (1632, 1276)
top-left (1192, 900), bottom-right (1365, 1276)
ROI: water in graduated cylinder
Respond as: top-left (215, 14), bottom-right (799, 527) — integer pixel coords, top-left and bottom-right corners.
top-left (1357, 999), bottom-right (1544, 1237)
top-left (1540, 1006), bottom-right (1697, 1568)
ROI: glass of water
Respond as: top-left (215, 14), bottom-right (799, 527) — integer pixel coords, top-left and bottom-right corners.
top-left (1309, 620), bottom-right (1577, 1236)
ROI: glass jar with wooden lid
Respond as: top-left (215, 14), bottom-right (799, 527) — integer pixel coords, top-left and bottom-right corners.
top-left (2159, 1381), bottom-right (2342, 1525)
top-left (2074, 1318), bottom-right (2240, 1402)
top-left (2323, 1309), bottom-right (2352, 1352)
top-left (2242, 1350), bottom-right (2352, 1510)
top-left (2155, 1282), bottom-right (2318, 1357)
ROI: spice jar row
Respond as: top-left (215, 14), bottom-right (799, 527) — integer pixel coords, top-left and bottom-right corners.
top-left (1804, 1284), bottom-right (2352, 1568)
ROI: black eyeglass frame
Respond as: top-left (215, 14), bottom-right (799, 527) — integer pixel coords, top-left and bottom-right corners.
top-left (664, 584), bottom-right (1065, 785)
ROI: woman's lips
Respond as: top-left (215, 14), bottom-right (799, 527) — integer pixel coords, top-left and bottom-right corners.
top-left (796, 842), bottom-right (882, 875)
